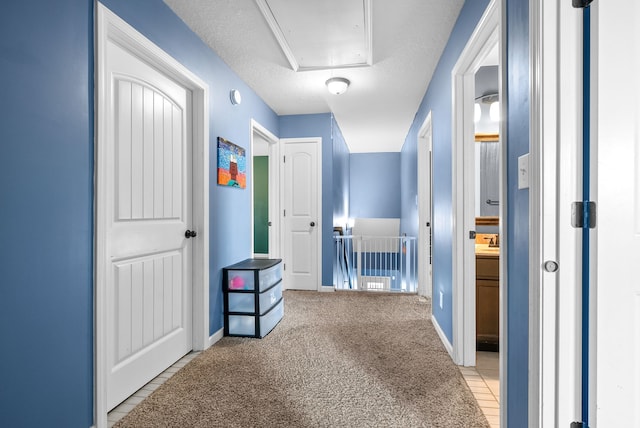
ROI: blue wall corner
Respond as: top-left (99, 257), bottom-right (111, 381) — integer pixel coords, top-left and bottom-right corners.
top-left (332, 115), bottom-right (350, 228)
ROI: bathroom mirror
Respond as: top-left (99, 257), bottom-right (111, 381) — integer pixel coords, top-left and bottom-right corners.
top-left (474, 66), bottom-right (500, 230)
top-left (475, 133), bottom-right (499, 227)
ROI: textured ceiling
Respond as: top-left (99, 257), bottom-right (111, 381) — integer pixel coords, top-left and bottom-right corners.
top-left (164, 0), bottom-right (465, 153)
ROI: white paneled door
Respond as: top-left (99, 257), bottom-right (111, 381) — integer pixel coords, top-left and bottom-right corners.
top-left (592, 1), bottom-right (640, 425)
top-left (282, 138), bottom-right (321, 290)
top-left (417, 113), bottom-right (433, 298)
top-left (105, 39), bottom-right (193, 410)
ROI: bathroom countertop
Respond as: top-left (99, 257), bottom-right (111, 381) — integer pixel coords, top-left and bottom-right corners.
top-left (475, 244), bottom-right (500, 257)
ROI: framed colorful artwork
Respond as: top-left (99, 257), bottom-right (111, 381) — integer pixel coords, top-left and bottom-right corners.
top-left (217, 137), bottom-right (246, 189)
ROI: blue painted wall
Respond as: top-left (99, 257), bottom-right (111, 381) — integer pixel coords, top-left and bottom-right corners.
top-left (350, 153), bottom-right (401, 218)
top-left (505, 0), bottom-right (530, 424)
top-left (0, 0), bottom-right (279, 425)
top-left (0, 2), bottom-right (94, 426)
top-left (400, 0), bottom-right (491, 342)
top-left (399, 0), bottom-right (532, 423)
top-left (279, 114), bottom-right (334, 286)
top-left (332, 115), bottom-right (350, 229)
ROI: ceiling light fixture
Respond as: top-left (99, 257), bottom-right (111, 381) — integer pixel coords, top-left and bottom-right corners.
top-left (326, 77), bottom-right (350, 95)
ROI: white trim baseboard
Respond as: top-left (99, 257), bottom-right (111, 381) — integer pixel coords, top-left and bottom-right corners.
top-left (320, 285), bottom-right (335, 292)
top-left (431, 314), bottom-right (454, 359)
top-left (208, 328), bottom-right (224, 348)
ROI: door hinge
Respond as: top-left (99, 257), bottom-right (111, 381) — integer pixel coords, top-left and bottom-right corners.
top-left (283, 209), bottom-right (286, 217)
top-left (570, 422), bottom-right (586, 428)
top-left (572, 0), bottom-right (593, 8)
top-left (571, 201), bottom-right (596, 229)
top-left (283, 155), bottom-right (286, 163)
top-left (469, 231), bottom-right (476, 239)
top-left (283, 263), bottom-right (286, 271)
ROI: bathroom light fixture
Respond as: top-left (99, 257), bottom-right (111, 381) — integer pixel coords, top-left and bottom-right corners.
top-left (325, 77), bottom-right (350, 95)
top-left (489, 101), bottom-right (500, 122)
top-left (475, 92), bottom-right (500, 122)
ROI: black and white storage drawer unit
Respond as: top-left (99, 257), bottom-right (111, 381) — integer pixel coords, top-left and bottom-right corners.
top-left (223, 258), bottom-right (283, 338)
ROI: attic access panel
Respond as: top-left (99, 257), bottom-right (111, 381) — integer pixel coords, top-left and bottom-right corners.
top-left (256, 0), bottom-right (372, 71)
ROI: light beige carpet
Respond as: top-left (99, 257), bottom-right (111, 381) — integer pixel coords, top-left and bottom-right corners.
top-left (115, 291), bottom-right (489, 428)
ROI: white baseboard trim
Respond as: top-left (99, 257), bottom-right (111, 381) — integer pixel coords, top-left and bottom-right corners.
top-left (431, 314), bottom-right (454, 359)
top-left (319, 285), bottom-right (335, 292)
top-left (208, 328), bottom-right (224, 348)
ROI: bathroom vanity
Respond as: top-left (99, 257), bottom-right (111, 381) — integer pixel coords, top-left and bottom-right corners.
top-left (476, 250), bottom-right (499, 351)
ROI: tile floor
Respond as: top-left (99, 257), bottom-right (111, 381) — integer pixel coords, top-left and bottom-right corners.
top-left (459, 351), bottom-right (500, 428)
top-left (107, 351), bottom-right (201, 427)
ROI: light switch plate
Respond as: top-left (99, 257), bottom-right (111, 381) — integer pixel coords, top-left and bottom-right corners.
top-left (518, 153), bottom-right (530, 189)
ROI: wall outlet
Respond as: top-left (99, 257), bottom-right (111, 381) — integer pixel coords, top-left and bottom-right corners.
top-left (439, 291), bottom-right (444, 309)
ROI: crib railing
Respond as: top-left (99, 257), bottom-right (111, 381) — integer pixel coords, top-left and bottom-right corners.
top-left (333, 235), bottom-right (417, 292)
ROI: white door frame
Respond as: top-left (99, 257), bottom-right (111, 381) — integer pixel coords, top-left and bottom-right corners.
top-left (280, 137), bottom-right (322, 291)
top-left (451, 0), bottom-right (500, 368)
top-left (94, 4), bottom-right (209, 427)
top-left (417, 112), bottom-right (433, 298)
top-left (250, 119), bottom-right (280, 259)
top-left (530, 0), bottom-right (583, 426)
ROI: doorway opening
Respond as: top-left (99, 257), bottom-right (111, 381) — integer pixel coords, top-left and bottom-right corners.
top-left (250, 120), bottom-right (280, 259)
top-left (451, 0), bottom-right (502, 423)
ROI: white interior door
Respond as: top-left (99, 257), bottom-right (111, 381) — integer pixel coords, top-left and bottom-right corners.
top-left (105, 39), bottom-right (193, 410)
top-left (282, 138), bottom-right (321, 291)
top-left (592, 1), bottom-right (640, 425)
top-left (418, 113), bottom-right (433, 298)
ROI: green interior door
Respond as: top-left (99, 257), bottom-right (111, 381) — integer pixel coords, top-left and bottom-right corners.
top-left (253, 156), bottom-right (269, 254)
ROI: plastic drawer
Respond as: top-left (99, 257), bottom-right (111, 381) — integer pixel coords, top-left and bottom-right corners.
top-left (227, 281), bottom-right (282, 315)
top-left (226, 313), bottom-right (256, 336)
top-left (226, 299), bottom-right (284, 338)
top-left (226, 262), bottom-right (282, 292)
top-left (259, 299), bottom-right (284, 337)
top-left (227, 270), bottom-right (256, 291)
top-left (258, 263), bottom-right (282, 291)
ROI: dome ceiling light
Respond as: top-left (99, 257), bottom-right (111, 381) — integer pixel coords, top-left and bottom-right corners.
top-left (326, 77), bottom-right (350, 95)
